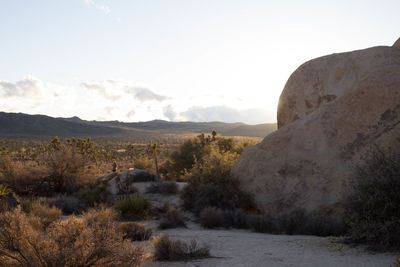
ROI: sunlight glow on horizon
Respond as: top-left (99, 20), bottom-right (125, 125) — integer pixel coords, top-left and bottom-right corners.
top-left (0, 0), bottom-right (399, 124)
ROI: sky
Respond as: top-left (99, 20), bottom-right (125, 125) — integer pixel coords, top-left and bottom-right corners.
top-left (0, 0), bottom-right (399, 124)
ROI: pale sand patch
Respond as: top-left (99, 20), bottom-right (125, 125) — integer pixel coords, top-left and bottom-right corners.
top-left (150, 225), bottom-right (396, 267)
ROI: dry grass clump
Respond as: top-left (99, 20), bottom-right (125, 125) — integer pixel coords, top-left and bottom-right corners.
top-left (116, 222), bottom-right (153, 241)
top-left (158, 208), bottom-right (186, 229)
top-left (152, 234), bottom-right (210, 261)
top-left (0, 206), bottom-right (149, 266)
top-left (146, 181), bottom-right (180, 195)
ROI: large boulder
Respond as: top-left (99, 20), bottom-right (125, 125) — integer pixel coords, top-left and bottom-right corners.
top-left (232, 45), bottom-right (400, 217)
top-left (394, 37), bottom-right (400, 47)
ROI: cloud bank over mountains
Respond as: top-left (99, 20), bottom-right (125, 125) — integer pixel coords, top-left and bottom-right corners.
top-left (0, 76), bottom-right (276, 124)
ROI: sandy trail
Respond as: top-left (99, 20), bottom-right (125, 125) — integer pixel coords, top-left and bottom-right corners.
top-left (148, 223), bottom-right (396, 267)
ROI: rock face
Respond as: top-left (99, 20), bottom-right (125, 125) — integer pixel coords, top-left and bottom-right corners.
top-left (394, 37), bottom-right (400, 47)
top-left (232, 45), bottom-right (400, 217)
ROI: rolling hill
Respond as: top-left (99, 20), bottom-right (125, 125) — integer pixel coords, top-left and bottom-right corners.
top-left (0, 112), bottom-right (277, 138)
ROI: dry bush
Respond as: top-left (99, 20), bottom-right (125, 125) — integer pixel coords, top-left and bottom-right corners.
top-left (146, 181), bottom-right (180, 195)
top-left (29, 202), bottom-right (62, 229)
top-left (45, 144), bottom-right (94, 194)
top-left (152, 234), bottom-right (210, 261)
top-left (158, 208), bottom-right (186, 229)
top-left (116, 222), bottom-right (152, 241)
top-left (0, 155), bottom-right (47, 196)
top-left (0, 206), bottom-right (149, 266)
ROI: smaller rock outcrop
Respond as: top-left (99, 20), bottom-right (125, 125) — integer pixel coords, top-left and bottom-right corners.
top-left (96, 169), bottom-right (156, 195)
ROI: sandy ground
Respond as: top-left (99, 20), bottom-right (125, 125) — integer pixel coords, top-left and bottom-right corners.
top-left (132, 183), bottom-right (397, 267)
top-left (149, 224), bottom-right (397, 267)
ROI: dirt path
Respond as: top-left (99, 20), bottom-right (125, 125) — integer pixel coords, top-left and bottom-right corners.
top-left (150, 224), bottom-right (396, 267)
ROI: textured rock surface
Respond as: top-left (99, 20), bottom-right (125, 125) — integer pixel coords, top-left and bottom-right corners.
top-left (232, 45), bottom-right (400, 217)
top-left (96, 169), bottom-right (156, 195)
top-left (394, 37), bottom-right (400, 47)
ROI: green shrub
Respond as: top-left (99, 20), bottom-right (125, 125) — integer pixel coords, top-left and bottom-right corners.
top-left (345, 147), bottom-right (400, 250)
top-left (181, 149), bottom-right (254, 215)
top-left (114, 195), bottom-right (152, 219)
top-left (78, 185), bottom-right (110, 207)
top-left (248, 214), bottom-right (279, 233)
top-left (298, 214), bottom-right (347, 237)
top-left (158, 209), bottom-right (186, 229)
top-left (117, 222), bottom-right (152, 241)
top-left (152, 234), bottom-right (210, 261)
top-left (146, 181), bottom-right (180, 195)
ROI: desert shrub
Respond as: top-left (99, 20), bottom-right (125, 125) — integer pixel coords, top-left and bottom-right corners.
top-left (78, 185), bottom-right (110, 207)
top-left (0, 184), bottom-right (7, 196)
top-left (199, 207), bottom-right (250, 229)
top-left (199, 207), bottom-right (225, 228)
top-left (0, 206), bottom-right (149, 266)
top-left (29, 202), bottom-right (62, 228)
top-left (0, 155), bottom-right (47, 196)
top-left (181, 149), bottom-right (254, 215)
top-left (117, 222), bottom-right (152, 241)
top-left (146, 181), bottom-right (180, 195)
top-left (277, 209), bottom-right (307, 235)
top-left (345, 147), bottom-right (400, 250)
top-left (45, 144), bottom-right (93, 194)
top-left (298, 214), bottom-right (347, 237)
top-left (0, 191), bottom-right (19, 212)
top-left (249, 214), bottom-right (280, 233)
top-left (133, 155), bottom-right (153, 172)
top-left (152, 234), bottom-right (210, 261)
top-left (158, 208), bottom-right (186, 229)
top-left (47, 195), bottom-right (86, 215)
top-left (114, 194), bottom-right (152, 219)
top-left (166, 134), bottom-right (212, 178)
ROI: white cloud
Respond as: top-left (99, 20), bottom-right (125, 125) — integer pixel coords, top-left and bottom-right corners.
top-left (98, 5), bottom-right (111, 14)
top-left (180, 105), bottom-right (275, 124)
top-left (162, 105), bottom-right (177, 121)
top-left (0, 76), bottom-right (276, 124)
top-left (0, 75), bottom-right (43, 98)
top-left (83, 0), bottom-right (110, 14)
top-left (126, 86), bottom-right (168, 103)
top-left (81, 81), bottom-right (121, 101)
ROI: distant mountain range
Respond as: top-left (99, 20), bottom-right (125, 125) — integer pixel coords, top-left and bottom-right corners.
top-left (0, 112), bottom-right (277, 138)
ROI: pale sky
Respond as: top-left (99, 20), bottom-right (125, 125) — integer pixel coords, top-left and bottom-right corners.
top-left (0, 0), bottom-right (399, 124)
